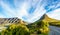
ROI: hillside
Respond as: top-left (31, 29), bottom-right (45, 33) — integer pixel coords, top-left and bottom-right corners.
top-left (40, 14), bottom-right (60, 26)
top-left (0, 17), bottom-right (27, 26)
top-left (41, 14), bottom-right (60, 22)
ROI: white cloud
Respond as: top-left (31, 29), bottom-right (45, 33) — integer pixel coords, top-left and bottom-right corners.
top-left (17, 2), bottom-right (29, 19)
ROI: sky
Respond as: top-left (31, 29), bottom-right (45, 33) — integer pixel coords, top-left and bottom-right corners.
top-left (0, 0), bottom-right (60, 23)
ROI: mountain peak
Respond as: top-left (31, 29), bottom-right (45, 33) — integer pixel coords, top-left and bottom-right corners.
top-left (42, 14), bottom-right (60, 22)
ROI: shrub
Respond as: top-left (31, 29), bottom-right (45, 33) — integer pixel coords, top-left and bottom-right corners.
top-left (37, 20), bottom-right (49, 34)
top-left (1, 24), bottom-right (30, 35)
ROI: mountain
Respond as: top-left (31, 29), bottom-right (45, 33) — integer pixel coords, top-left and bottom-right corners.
top-left (0, 17), bottom-right (27, 25)
top-left (31, 14), bottom-right (60, 24)
top-left (42, 14), bottom-right (60, 22)
top-left (33, 14), bottom-right (60, 26)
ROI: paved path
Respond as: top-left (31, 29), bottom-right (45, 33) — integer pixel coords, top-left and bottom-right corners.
top-left (49, 26), bottom-right (60, 35)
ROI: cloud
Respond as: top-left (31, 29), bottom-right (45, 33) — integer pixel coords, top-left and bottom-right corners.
top-left (17, 2), bottom-right (29, 19)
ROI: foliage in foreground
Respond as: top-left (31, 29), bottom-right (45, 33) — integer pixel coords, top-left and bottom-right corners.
top-left (0, 20), bottom-right (49, 35)
top-left (1, 24), bottom-right (30, 35)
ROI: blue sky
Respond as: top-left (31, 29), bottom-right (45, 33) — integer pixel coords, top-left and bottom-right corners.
top-left (0, 0), bottom-right (60, 23)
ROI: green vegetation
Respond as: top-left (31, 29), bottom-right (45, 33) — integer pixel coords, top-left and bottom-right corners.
top-left (27, 20), bottom-right (49, 35)
top-left (0, 20), bottom-right (49, 35)
top-left (49, 22), bottom-right (60, 27)
top-left (0, 24), bottom-right (30, 35)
